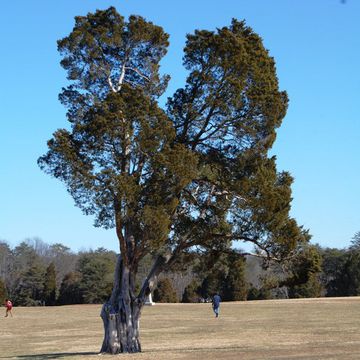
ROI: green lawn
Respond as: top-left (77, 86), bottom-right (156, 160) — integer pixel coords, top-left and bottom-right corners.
top-left (1, 297), bottom-right (360, 359)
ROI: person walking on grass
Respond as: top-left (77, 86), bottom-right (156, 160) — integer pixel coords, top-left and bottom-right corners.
top-left (4, 299), bottom-right (13, 317)
top-left (212, 293), bottom-right (221, 318)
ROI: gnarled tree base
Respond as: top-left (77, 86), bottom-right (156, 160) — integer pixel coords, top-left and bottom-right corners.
top-left (100, 301), bottom-right (142, 354)
top-left (100, 253), bottom-right (171, 354)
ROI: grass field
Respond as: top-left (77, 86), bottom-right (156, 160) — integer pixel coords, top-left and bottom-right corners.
top-left (1, 297), bottom-right (360, 360)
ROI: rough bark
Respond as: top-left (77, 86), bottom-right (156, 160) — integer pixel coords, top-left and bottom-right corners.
top-left (100, 252), bottom-right (171, 354)
top-left (100, 256), bottom-right (142, 354)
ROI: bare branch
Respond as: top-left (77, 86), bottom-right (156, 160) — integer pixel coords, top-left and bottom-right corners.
top-left (117, 63), bottom-right (127, 92)
top-left (125, 67), bottom-right (151, 82)
top-left (108, 76), bottom-right (117, 93)
top-left (137, 252), bottom-right (172, 304)
top-left (241, 252), bottom-right (281, 262)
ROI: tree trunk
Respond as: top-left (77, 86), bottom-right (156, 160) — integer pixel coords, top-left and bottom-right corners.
top-left (100, 252), bottom-right (172, 354)
top-left (100, 256), bottom-right (142, 354)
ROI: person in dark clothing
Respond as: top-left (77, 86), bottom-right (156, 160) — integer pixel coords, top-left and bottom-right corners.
top-left (212, 293), bottom-right (221, 318)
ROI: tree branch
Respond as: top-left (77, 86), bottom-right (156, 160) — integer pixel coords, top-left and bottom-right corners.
top-left (114, 198), bottom-right (127, 265)
top-left (137, 252), bottom-right (172, 304)
top-left (108, 77), bottom-right (117, 93)
top-left (117, 63), bottom-right (127, 92)
top-left (125, 67), bottom-right (151, 82)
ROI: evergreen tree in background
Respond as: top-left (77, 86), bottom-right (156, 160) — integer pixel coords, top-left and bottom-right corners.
top-left (320, 248), bottom-right (348, 297)
top-left (200, 268), bottom-right (227, 299)
top-left (77, 249), bottom-right (116, 304)
top-left (58, 271), bottom-right (83, 305)
top-left (0, 242), bottom-right (13, 291)
top-left (153, 278), bottom-right (178, 303)
top-left (13, 263), bottom-right (45, 306)
top-left (343, 247), bottom-right (360, 296)
top-left (2, 235), bottom-right (360, 304)
top-left (43, 262), bottom-right (57, 305)
top-left (224, 255), bottom-right (248, 301)
top-left (182, 280), bottom-right (201, 303)
top-left (350, 231), bottom-right (360, 250)
top-left (282, 245), bottom-right (323, 298)
top-left (0, 278), bottom-right (7, 303)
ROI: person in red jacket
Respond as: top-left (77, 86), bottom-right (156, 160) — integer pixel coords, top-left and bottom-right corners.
top-left (4, 299), bottom-right (13, 317)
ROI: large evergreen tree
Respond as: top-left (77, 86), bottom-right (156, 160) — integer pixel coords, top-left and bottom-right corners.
top-left (0, 278), bottom-right (7, 303)
top-left (57, 271), bottom-right (83, 305)
top-left (38, 7), bottom-right (308, 354)
top-left (320, 247), bottom-right (348, 297)
top-left (182, 279), bottom-right (201, 303)
top-left (43, 262), bottom-right (57, 305)
top-left (280, 244), bottom-right (323, 298)
top-left (13, 263), bottom-right (45, 306)
top-left (77, 248), bottom-right (116, 303)
top-left (153, 278), bottom-right (178, 303)
top-left (0, 242), bottom-right (12, 283)
top-left (224, 255), bottom-right (248, 301)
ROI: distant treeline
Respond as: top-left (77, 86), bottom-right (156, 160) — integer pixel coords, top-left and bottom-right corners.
top-left (1, 234), bottom-right (360, 306)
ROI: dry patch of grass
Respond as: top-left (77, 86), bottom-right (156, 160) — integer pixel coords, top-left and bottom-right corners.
top-left (1, 297), bottom-right (360, 359)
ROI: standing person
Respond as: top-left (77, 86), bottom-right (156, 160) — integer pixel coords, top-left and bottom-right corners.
top-left (212, 293), bottom-right (221, 318)
top-left (4, 299), bottom-right (13, 317)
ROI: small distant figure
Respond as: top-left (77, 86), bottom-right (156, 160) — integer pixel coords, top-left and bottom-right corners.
top-left (4, 299), bottom-right (13, 317)
top-left (212, 293), bottom-right (221, 318)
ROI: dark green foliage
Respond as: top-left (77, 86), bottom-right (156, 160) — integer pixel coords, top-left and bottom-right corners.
top-left (286, 245), bottom-right (324, 298)
top-left (324, 246), bottom-right (360, 297)
top-left (135, 254), bottom-right (156, 292)
top-left (0, 278), bottom-right (7, 303)
top-left (314, 236), bottom-right (360, 297)
top-left (38, 7), bottom-right (179, 244)
top-left (319, 248), bottom-right (347, 296)
top-left (37, 8), bottom-right (311, 352)
top-left (343, 250), bottom-right (360, 295)
top-left (9, 241), bottom-right (47, 306)
top-left (249, 244), bottom-right (325, 299)
top-left (247, 285), bottom-right (271, 301)
top-left (223, 255), bottom-right (248, 301)
top-left (247, 286), bottom-right (262, 300)
top-left (57, 7), bottom-right (170, 100)
top-left (200, 268), bottom-right (227, 299)
top-left (281, 245), bottom-right (323, 297)
top-left (38, 7), bottom-right (307, 286)
top-left (45, 243), bottom-right (78, 289)
top-left (13, 263), bottom-right (46, 306)
top-left (192, 250), bottom-right (249, 301)
top-left (247, 275), bottom-right (278, 300)
top-left (350, 232), bottom-right (360, 251)
top-left (12, 242), bottom-right (39, 272)
top-left (77, 248), bottom-right (116, 303)
top-left (166, 19), bottom-right (310, 267)
top-left (193, 251), bottom-right (228, 299)
top-left (0, 242), bottom-right (12, 283)
top-left (153, 278), bottom-right (178, 303)
top-left (0, 239), bottom-right (120, 305)
top-left (57, 271), bottom-right (83, 305)
top-left (288, 274), bottom-right (323, 298)
top-left (245, 245), bottom-right (324, 300)
top-left (43, 262), bottom-right (57, 306)
top-left (182, 280), bottom-right (201, 303)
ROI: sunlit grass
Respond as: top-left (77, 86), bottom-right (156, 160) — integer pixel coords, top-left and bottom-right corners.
top-left (1, 297), bottom-right (360, 359)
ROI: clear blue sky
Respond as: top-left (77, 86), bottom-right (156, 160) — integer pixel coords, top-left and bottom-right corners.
top-left (1, 0), bottom-right (359, 253)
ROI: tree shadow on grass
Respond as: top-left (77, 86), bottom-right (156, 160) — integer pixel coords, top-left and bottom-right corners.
top-left (3, 352), bottom-right (99, 359)
top-left (5, 347), bottom-right (245, 359)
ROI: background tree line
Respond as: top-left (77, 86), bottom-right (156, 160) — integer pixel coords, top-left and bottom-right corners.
top-left (1, 233), bottom-right (360, 305)
top-left (0, 238), bottom-right (116, 306)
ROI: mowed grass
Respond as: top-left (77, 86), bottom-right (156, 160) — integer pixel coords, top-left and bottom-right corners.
top-left (1, 298), bottom-right (360, 360)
